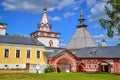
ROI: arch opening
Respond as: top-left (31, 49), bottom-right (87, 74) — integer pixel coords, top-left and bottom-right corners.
top-left (57, 58), bottom-right (72, 72)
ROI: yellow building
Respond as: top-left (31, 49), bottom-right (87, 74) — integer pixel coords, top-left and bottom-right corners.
top-left (0, 6), bottom-right (60, 73)
top-left (0, 34), bottom-right (46, 69)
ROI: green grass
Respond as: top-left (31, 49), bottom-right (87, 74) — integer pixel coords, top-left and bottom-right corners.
top-left (0, 73), bottom-right (120, 80)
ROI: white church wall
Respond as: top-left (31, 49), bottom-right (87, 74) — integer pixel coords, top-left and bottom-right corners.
top-left (0, 29), bottom-right (6, 35)
top-left (37, 37), bottom-right (59, 47)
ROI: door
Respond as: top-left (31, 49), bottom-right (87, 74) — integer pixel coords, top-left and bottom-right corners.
top-left (104, 65), bottom-right (109, 72)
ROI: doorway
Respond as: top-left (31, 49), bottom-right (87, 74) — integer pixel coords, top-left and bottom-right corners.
top-left (57, 59), bottom-right (71, 72)
top-left (104, 65), bottom-right (109, 72)
top-left (100, 61), bottom-right (110, 72)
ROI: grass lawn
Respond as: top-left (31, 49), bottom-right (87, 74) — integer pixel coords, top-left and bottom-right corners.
top-left (0, 73), bottom-right (120, 80)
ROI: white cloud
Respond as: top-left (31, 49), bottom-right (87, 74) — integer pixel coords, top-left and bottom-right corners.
top-left (88, 1), bottom-right (107, 22)
top-left (73, 6), bottom-right (80, 10)
top-left (57, 0), bottom-right (75, 9)
top-left (86, 0), bottom-right (96, 7)
top-left (49, 16), bottom-right (61, 21)
top-left (93, 33), bottom-right (119, 45)
top-left (93, 24), bottom-right (99, 28)
top-left (64, 12), bottom-right (75, 18)
top-left (1, 0), bottom-right (43, 13)
top-left (1, 0), bottom-right (82, 13)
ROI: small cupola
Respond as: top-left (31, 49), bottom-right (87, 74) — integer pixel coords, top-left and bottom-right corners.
top-left (102, 39), bottom-right (106, 47)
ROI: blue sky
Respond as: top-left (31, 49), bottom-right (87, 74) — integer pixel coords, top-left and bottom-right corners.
top-left (0, 0), bottom-right (119, 46)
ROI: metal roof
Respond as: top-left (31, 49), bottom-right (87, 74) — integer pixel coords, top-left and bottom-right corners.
top-left (44, 46), bottom-right (120, 58)
top-left (67, 27), bottom-right (97, 49)
top-left (73, 46), bottom-right (120, 58)
top-left (44, 47), bottom-right (65, 58)
top-left (0, 35), bottom-right (44, 46)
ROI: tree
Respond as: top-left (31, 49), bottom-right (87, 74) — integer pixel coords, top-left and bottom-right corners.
top-left (44, 65), bottom-right (55, 73)
top-left (117, 43), bottom-right (120, 46)
top-left (99, 0), bottom-right (120, 38)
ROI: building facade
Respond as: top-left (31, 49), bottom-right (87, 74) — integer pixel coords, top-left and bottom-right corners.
top-left (0, 6), bottom-right (120, 74)
top-left (0, 35), bottom-right (45, 69)
top-left (44, 10), bottom-right (120, 74)
top-left (46, 47), bottom-right (120, 73)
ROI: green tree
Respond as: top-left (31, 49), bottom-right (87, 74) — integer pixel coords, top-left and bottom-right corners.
top-left (99, 0), bottom-right (120, 38)
top-left (44, 65), bottom-right (55, 73)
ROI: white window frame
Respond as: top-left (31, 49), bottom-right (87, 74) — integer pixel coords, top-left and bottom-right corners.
top-left (26, 49), bottom-right (31, 59)
top-left (88, 64), bottom-right (91, 68)
top-left (15, 49), bottom-right (21, 58)
top-left (4, 48), bottom-right (10, 58)
top-left (36, 50), bottom-right (41, 59)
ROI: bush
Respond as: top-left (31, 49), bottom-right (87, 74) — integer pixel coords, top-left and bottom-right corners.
top-left (44, 65), bottom-right (55, 73)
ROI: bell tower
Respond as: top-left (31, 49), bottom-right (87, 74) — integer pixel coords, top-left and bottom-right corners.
top-left (30, 0), bottom-right (60, 47)
top-left (0, 22), bottom-right (6, 35)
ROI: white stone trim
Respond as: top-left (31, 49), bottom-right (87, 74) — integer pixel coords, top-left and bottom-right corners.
top-left (0, 64), bottom-right (26, 69)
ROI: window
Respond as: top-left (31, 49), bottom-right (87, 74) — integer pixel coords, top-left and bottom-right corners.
top-left (26, 50), bottom-right (31, 58)
top-left (4, 49), bottom-right (9, 58)
top-left (4, 65), bottom-right (8, 67)
top-left (49, 40), bottom-right (53, 47)
top-left (16, 49), bottom-right (20, 58)
top-left (37, 51), bottom-right (40, 58)
top-left (94, 64), bottom-right (97, 68)
top-left (16, 65), bottom-right (19, 67)
top-left (88, 64), bottom-right (91, 68)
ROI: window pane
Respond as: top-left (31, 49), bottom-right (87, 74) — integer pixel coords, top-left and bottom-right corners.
top-left (27, 50), bottom-right (30, 58)
top-left (16, 50), bottom-right (20, 58)
top-left (4, 49), bottom-right (9, 58)
top-left (37, 51), bottom-right (40, 58)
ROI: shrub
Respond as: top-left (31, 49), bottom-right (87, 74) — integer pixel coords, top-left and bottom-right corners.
top-left (44, 65), bottom-right (55, 73)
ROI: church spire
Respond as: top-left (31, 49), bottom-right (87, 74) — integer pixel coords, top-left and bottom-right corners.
top-left (43, 0), bottom-right (47, 12)
top-left (38, 0), bottom-right (51, 32)
top-left (40, 0), bottom-right (48, 24)
top-left (77, 9), bottom-right (87, 28)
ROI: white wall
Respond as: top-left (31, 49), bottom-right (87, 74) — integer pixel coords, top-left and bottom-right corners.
top-left (0, 29), bottom-right (6, 35)
top-left (0, 64), bottom-right (26, 69)
top-left (29, 64), bottom-right (49, 73)
top-left (37, 37), bottom-right (59, 47)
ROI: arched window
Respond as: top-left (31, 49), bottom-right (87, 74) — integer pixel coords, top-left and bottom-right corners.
top-left (49, 40), bottom-right (53, 47)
